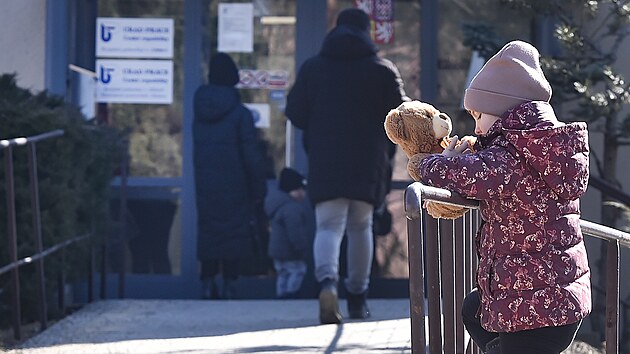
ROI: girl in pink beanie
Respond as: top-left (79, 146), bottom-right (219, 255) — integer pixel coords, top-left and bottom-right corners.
top-left (417, 40), bottom-right (591, 353)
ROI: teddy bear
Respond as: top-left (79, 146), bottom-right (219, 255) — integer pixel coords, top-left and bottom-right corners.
top-left (384, 100), bottom-right (474, 220)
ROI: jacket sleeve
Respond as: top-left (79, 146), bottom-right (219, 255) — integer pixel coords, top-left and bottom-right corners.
top-left (238, 107), bottom-right (267, 203)
top-left (381, 59), bottom-right (409, 111)
top-left (285, 65), bottom-right (309, 130)
top-left (193, 87), bottom-right (213, 120)
top-left (418, 146), bottom-right (526, 201)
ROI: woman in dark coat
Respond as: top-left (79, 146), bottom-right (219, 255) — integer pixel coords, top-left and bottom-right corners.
top-left (193, 53), bottom-right (267, 299)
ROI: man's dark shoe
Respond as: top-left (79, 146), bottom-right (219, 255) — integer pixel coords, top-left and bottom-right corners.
top-left (222, 278), bottom-right (237, 299)
top-left (201, 278), bottom-right (220, 299)
top-left (319, 278), bottom-right (342, 324)
top-left (346, 290), bottom-right (370, 319)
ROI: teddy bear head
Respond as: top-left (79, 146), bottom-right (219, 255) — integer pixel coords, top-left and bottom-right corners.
top-left (384, 100), bottom-right (453, 158)
top-left (384, 100), bottom-right (472, 220)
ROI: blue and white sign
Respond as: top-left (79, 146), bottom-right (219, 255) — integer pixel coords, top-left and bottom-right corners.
top-left (96, 18), bottom-right (174, 58)
top-left (244, 103), bottom-right (270, 128)
top-left (96, 59), bottom-right (173, 104)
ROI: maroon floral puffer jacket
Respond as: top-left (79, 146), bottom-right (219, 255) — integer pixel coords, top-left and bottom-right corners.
top-left (419, 101), bottom-right (591, 332)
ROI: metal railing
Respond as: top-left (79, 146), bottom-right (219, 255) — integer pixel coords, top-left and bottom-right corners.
top-left (0, 130), bottom-right (101, 340)
top-left (404, 182), bottom-right (630, 354)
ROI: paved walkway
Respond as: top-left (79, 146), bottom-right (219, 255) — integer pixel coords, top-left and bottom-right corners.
top-left (6, 299), bottom-right (412, 354)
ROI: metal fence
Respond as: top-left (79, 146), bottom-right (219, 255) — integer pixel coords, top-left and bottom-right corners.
top-left (404, 182), bottom-right (630, 354)
top-left (0, 130), bottom-right (101, 340)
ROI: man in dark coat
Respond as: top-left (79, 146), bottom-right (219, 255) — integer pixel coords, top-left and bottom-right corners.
top-left (285, 8), bottom-right (408, 324)
top-left (193, 52), bottom-right (267, 299)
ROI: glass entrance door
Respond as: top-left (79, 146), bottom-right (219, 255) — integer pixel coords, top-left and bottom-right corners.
top-left (97, 1), bottom-right (187, 297)
top-left (97, 0), bottom-right (299, 298)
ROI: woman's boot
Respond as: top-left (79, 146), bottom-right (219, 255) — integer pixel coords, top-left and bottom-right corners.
top-left (319, 278), bottom-right (342, 324)
top-left (222, 278), bottom-right (237, 299)
top-left (346, 290), bottom-right (370, 319)
top-left (201, 278), bottom-right (219, 299)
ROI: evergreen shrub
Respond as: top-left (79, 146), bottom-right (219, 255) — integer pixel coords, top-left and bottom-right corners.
top-left (0, 73), bottom-right (123, 327)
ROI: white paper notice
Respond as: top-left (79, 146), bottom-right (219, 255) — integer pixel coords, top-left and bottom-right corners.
top-left (218, 3), bottom-right (254, 53)
top-left (96, 59), bottom-right (173, 104)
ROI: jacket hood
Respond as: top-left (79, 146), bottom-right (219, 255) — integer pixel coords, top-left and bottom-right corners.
top-left (492, 101), bottom-right (589, 200)
top-left (320, 25), bottom-right (378, 60)
top-left (264, 189), bottom-right (293, 218)
top-left (194, 83), bottom-right (240, 123)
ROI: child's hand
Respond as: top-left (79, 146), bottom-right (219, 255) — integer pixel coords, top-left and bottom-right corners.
top-left (442, 135), bottom-right (469, 157)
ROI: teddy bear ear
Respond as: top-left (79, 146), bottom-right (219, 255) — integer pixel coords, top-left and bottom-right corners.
top-left (384, 109), bottom-right (407, 143)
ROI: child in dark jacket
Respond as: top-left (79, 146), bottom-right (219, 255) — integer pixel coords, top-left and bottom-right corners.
top-left (418, 41), bottom-right (591, 354)
top-left (265, 168), bottom-right (309, 299)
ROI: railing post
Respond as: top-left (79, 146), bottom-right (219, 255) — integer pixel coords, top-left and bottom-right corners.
top-left (88, 243), bottom-right (94, 302)
top-left (117, 141), bottom-right (129, 299)
top-left (441, 219), bottom-right (456, 354)
top-left (27, 142), bottom-right (48, 331)
top-left (605, 240), bottom-right (619, 354)
top-left (57, 247), bottom-right (66, 314)
top-left (100, 243), bottom-right (107, 299)
top-left (425, 213), bottom-right (443, 353)
top-left (404, 184), bottom-right (427, 354)
top-left (464, 212), bottom-right (475, 354)
top-left (454, 217), bottom-right (465, 353)
top-left (4, 145), bottom-right (22, 340)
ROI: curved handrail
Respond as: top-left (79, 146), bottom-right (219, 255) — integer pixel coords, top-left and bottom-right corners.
top-left (404, 182), bottom-right (630, 246)
top-left (404, 182), bottom-right (480, 220)
top-left (0, 129), bottom-right (64, 149)
top-left (0, 234), bottom-right (90, 276)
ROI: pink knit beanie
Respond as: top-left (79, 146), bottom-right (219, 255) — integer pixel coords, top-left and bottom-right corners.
top-left (463, 40), bottom-right (552, 116)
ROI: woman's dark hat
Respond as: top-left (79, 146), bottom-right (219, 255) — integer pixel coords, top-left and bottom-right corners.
top-left (208, 52), bottom-right (240, 86)
top-left (278, 167), bottom-right (307, 193)
top-left (336, 8), bottom-right (371, 33)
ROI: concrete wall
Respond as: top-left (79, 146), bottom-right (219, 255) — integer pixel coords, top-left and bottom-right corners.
top-left (0, 1), bottom-right (46, 92)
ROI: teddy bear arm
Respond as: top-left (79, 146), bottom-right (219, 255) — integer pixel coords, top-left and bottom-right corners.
top-left (407, 153), bottom-right (431, 181)
top-left (425, 201), bottom-right (470, 219)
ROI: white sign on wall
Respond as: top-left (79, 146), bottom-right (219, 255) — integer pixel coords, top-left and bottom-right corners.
top-left (218, 3), bottom-right (253, 53)
top-left (96, 59), bottom-right (173, 104)
top-left (96, 18), bottom-right (174, 58)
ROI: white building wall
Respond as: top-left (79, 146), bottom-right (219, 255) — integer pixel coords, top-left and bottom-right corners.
top-left (0, 1), bottom-right (46, 92)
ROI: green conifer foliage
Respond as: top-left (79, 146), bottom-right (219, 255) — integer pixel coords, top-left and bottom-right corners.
top-left (0, 74), bottom-right (123, 327)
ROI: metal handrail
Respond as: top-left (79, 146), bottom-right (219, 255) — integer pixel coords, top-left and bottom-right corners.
top-left (0, 234), bottom-right (90, 276)
top-left (1, 129), bottom-right (100, 341)
top-left (404, 182), bottom-right (628, 354)
top-left (0, 129), bottom-right (64, 149)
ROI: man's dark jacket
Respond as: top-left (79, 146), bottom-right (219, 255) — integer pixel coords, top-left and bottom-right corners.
top-left (193, 83), bottom-right (267, 261)
top-left (285, 25), bottom-right (407, 207)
